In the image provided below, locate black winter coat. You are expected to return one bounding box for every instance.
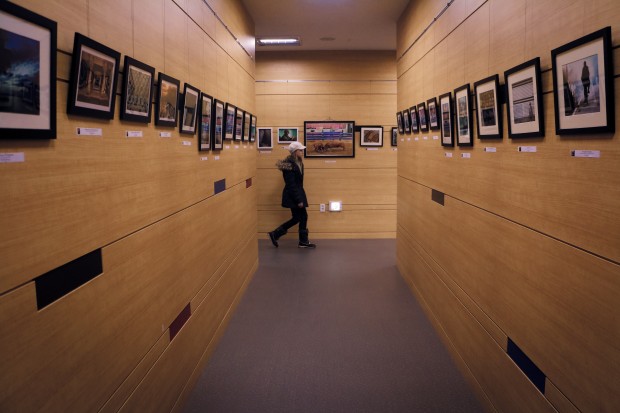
[276,155,308,208]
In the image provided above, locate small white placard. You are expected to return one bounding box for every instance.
[182,140,192,146]
[392,148,398,151]
[461,153,471,158]
[325,160,337,163]
[76,127,102,136]
[414,137,419,141]
[0,152,25,163]
[225,145,230,149]
[432,135,439,140]
[423,136,428,140]
[400,138,405,142]
[484,147,497,152]
[234,145,239,149]
[571,150,600,158]
[259,150,272,154]
[518,146,537,152]
[445,152,453,158]
[214,155,220,160]
[407,138,411,141]
[160,132,172,138]
[126,131,143,138]
[366,148,379,151]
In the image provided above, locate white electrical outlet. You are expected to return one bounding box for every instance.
[320,204,326,212]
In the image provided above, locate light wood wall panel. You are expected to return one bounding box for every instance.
[256,51,397,239]
[0,0,257,412]
[397,1,620,412]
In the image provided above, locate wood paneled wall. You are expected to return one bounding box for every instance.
[256,51,397,239]
[397,1,620,413]
[0,1,257,412]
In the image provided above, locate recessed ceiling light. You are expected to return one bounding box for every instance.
[256,37,301,46]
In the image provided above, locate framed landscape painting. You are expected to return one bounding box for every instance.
[155,73,180,127]
[439,92,454,147]
[454,84,473,146]
[418,102,428,132]
[360,126,383,147]
[427,97,440,131]
[304,121,355,158]
[213,99,224,149]
[474,74,502,139]
[198,93,213,151]
[223,103,235,140]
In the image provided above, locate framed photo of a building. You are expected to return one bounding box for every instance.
[120,56,154,123]
[418,102,429,132]
[249,114,256,142]
[505,58,544,138]
[243,111,251,141]
[180,83,199,134]
[410,105,419,133]
[198,93,213,151]
[396,111,404,134]
[0,2,57,139]
[304,121,355,158]
[278,127,298,144]
[213,99,224,149]
[360,126,383,147]
[258,127,273,149]
[233,107,243,141]
[474,74,502,139]
[439,92,454,147]
[67,33,120,119]
[223,103,235,140]
[403,108,411,133]
[427,97,440,130]
[391,127,397,146]
[551,26,614,135]
[155,73,179,127]
[454,84,473,146]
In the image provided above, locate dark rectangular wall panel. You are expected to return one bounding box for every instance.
[507,338,546,394]
[169,303,192,341]
[214,179,226,194]
[431,189,445,206]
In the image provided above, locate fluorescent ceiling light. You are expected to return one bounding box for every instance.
[257,37,301,46]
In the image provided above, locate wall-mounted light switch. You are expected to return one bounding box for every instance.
[320,204,326,212]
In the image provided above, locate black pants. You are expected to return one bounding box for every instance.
[280,207,308,232]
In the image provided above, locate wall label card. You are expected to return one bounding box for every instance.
[225,145,230,149]
[407,137,411,141]
[182,141,192,146]
[392,148,398,151]
[571,150,600,158]
[234,145,239,149]
[214,155,220,160]
[259,151,272,154]
[76,128,102,136]
[126,131,143,138]
[518,146,537,152]
[461,153,471,158]
[160,132,172,138]
[484,147,497,152]
[366,148,379,151]
[0,152,25,163]
[423,136,428,140]
[445,152,453,158]
[433,136,439,140]
[325,160,337,163]
[414,137,419,141]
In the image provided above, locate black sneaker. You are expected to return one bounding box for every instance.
[298,241,316,249]
[268,232,279,247]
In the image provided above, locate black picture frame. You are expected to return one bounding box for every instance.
[439,92,454,147]
[418,102,429,132]
[410,105,419,133]
[396,111,404,134]
[198,93,213,151]
[278,127,298,143]
[258,127,273,149]
[403,109,411,134]
[120,56,154,123]
[213,99,224,150]
[454,83,473,146]
[223,103,235,140]
[249,114,256,142]
[67,33,120,120]
[504,57,545,139]
[304,121,355,158]
[180,83,200,135]
[155,72,180,127]
[551,26,614,135]
[243,111,251,142]
[391,127,398,147]
[233,107,243,141]
[427,97,440,131]
[360,126,383,147]
[0,2,57,139]
[474,74,502,139]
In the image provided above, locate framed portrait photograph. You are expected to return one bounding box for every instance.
[391,127,397,146]
[474,74,502,139]
[120,56,154,123]
[213,99,224,150]
[223,102,235,140]
[0,2,57,139]
[198,93,213,151]
[155,73,179,127]
[504,58,544,138]
[67,33,119,119]
[551,26,614,135]
[258,127,273,149]
[403,108,411,134]
[243,111,251,141]
[180,83,200,134]
[439,92,454,147]
[454,84,473,146]
[304,121,355,158]
[427,97,440,131]
[249,114,256,142]
[396,111,404,134]
[360,126,383,147]
[418,102,429,132]
[278,127,298,144]
[410,105,419,133]
[233,107,243,141]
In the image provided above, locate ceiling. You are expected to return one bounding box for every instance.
[240,0,410,52]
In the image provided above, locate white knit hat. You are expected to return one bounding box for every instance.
[287,141,306,153]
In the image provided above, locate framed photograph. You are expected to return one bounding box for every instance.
[551,26,614,135]
[474,74,502,139]
[0,2,57,139]
[249,114,256,142]
[439,92,454,147]
[233,107,243,141]
[258,127,273,149]
[223,103,235,140]
[278,127,298,144]
[403,108,411,134]
[396,111,404,134]
[304,121,355,158]
[155,73,179,127]
[198,93,213,151]
[418,102,428,132]
[120,56,154,123]
[504,58,544,138]
[391,127,397,147]
[360,126,383,147]
[454,84,473,146]
[427,97,440,131]
[243,111,251,141]
[180,83,199,134]
[67,33,119,119]
[213,99,224,150]
[410,105,419,133]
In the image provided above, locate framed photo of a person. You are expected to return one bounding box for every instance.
[223,103,235,140]
[0,2,57,139]
[213,99,224,150]
[427,97,440,130]
[233,107,243,141]
[360,126,383,147]
[418,102,429,132]
[198,93,213,151]
[391,127,398,146]
[243,111,251,141]
[304,121,355,158]
[439,92,454,147]
[504,58,544,138]
[67,33,120,119]
[454,84,473,146]
[180,83,199,134]
[551,26,614,135]
[403,108,411,134]
[258,127,273,149]
[278,127,298,143]
[120,56,154,123]
[249,114,256,142]
[155,73,179,127]
[474,74,502,139]
[396,111,404,134]
[410,105,419,133]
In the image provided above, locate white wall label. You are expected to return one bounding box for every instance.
[0,152,25,163]
[225,145,230,149]
[445,152,453,158]
[484,147,497,152]
[461,153,471,158]
[392,148,398,151]
[200,156,208,161]
[159,132,172,138]
[76,127,102,136]
[414,137,419,141]
[366,148,379,151]
[400,138,404,142]
[518,146,537,152]
[214,155,220,160]
[126,131,143,138]
[423,136,428,140]
[432,136,439,140]
[259,150,272,154]
[571,150,600,158]
[325,160,337,163]
[182,140,192,146]
[407,137,411,141]
[234,145,239,149]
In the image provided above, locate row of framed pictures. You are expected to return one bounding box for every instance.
[257,126,396,149]
[396,26,615,147]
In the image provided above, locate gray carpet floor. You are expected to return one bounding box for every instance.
[182,239,483,413]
